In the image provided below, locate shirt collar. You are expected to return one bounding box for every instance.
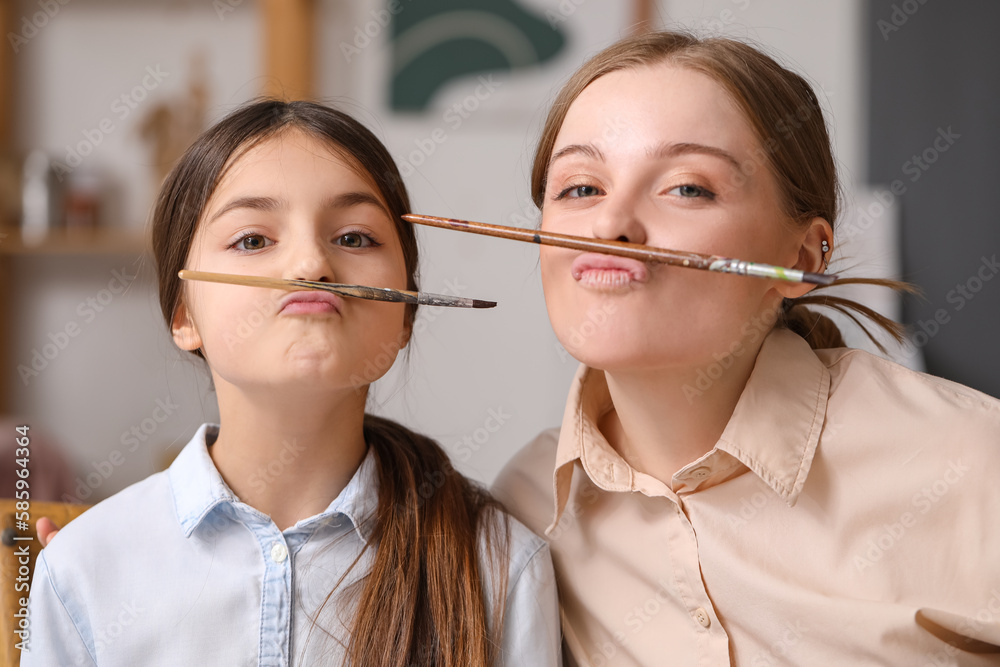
[168,423,379,543]
[548,328,830,531]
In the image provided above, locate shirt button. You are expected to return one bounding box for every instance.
[270,542,288,563]
[690,467,711,480]
[693,607,711,628]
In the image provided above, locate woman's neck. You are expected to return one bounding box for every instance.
[599,343,761,486]
[208,382,369,531]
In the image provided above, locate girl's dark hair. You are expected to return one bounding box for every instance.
[151,99,508,666]
[532,31,913,351]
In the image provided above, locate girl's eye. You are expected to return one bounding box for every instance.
[336,232,379,248]
[555,184,603,200]
[230,233,273,253]
[668,184,716,200]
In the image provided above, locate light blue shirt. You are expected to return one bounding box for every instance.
[23,424,561,666]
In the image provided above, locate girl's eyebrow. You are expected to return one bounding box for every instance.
[208,192,388,226]
[326,191,389,216]
[209,195,278,224]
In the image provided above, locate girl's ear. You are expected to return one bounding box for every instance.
[775,217,834,300]
[401,308,415,350]
[171,300,203,351]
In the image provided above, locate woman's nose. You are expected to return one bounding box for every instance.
[590,194,647,246]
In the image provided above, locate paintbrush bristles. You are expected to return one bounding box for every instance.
[403,213,837,286]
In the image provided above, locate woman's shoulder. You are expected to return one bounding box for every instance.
[494,427,560,492]
[491,428,561,543]
[814,346,1000,495]
[818,345,1000,421]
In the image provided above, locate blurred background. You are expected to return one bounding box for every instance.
[1,0,996,504]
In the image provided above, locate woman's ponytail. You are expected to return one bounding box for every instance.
[779,277,920,352]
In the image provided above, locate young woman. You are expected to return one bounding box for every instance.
[493,31,1000,666]
[25,100,560,666]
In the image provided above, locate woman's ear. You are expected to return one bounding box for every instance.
[775,217,834,300]
[171,300,203,352]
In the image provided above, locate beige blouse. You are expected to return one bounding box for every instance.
[494,328,1000,666]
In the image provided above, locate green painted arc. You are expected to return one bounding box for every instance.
[390,2,566,111]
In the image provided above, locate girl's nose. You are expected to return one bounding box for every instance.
[285,238,334,283]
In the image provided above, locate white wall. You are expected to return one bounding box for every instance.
[7,0,869,499]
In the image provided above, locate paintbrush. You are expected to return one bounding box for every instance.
[179,270,496,308]
[403,214,838,286]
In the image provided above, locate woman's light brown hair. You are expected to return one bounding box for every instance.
[531,31,913,350]
[151,99,508,666]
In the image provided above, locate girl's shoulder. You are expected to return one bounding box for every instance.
[488,503,552,572]
[40,469,175,571]
[39,425,218,580]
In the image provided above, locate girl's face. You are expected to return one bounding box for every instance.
[172,129,409,395]
[540,63,821,373]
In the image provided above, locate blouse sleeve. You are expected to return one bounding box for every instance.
[496,540,562,666]
[20,551,97,667]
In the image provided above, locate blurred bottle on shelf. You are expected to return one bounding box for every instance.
[20,150,62,246]
[63,169,101,235]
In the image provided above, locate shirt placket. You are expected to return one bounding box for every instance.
[664,485,733,666]
[243,512,293,667]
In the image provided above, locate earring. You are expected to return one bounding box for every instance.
[821,239,830,271]
[821,240,830,254]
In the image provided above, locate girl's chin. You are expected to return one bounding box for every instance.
[226,364,364,393]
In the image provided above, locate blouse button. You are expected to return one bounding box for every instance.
[693,607,711,628]
[270,542,288,563]
[690,467,711,480]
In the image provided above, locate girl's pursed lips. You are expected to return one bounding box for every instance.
[279,290,343,315]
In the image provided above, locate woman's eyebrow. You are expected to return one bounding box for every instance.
[549,143,606,167]
[649,141,741,170]
[548,141,742,172]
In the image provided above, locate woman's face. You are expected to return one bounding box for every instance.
[540,63,816,373]
[173,129,410,395]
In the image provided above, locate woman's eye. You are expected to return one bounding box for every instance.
[336,232,376,248]
[668,184,716,200]
[230,233,272,252]
[556,184,602,200]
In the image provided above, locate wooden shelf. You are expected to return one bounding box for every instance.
[0,228,147,256]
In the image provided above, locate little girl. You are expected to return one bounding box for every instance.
[25,100,560,666]
[495,31,1000,666]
